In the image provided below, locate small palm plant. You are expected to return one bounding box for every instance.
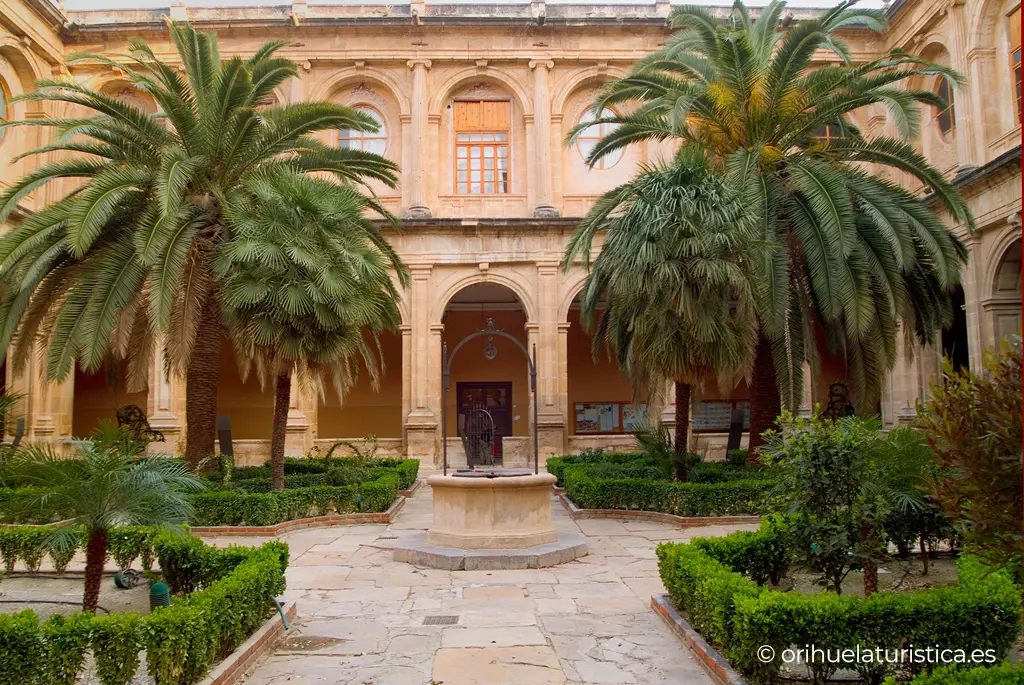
[0,430,203,612]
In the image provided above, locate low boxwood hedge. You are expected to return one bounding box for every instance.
[658,528,1022,685]
[221,458,419,492]
[191,471,401,526]
[0,536,288,685]
[884,664,1024,685]
[562,464,772,516]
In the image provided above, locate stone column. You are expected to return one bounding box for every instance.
[147,343,184,450]
[404,266,439,460]
[959,235,984,372]
[945,0,980,168]
[404,60,432,220]
[530,60,558,218]
[284,372,315,457]
[534,262,565,457]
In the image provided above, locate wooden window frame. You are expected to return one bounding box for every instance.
[453,99,511,195]
[337,104,388,154]
[935,76,955,141]
[576,107,623,169]
[813,121,843,143]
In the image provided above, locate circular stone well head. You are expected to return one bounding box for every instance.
[452,468,534,478]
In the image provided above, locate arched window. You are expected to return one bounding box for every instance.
[576,108,623,169]
[935,77,955,140]
[812,121,843,143]
[1010,7,1021,125]
[337,105,387,155]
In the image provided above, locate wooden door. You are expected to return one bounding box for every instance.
[457,382,513,460]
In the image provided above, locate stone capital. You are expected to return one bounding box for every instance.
[529,59,554,71]
[407,59,432,70]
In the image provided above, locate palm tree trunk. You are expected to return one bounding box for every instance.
[861,521,878,596]
[674,381,691,482]
[270,372,291,491]
[83,529,108,613]
[747,330,781,462]
[185,298,221,470]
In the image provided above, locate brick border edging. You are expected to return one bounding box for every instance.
[191,493,408,537]
[556,492,761,527]
[651,594,749,685]
[398,479,422,497]
[198,600,297,685]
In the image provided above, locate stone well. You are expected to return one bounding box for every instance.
[392,469,587,570]
[428,471,558,549]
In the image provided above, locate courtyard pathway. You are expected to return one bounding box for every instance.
[230,474,757,685]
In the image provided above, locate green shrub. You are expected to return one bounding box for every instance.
[691,516,791,585]
[18,527,48,573]
[91,612,142,685]
[563,465,771,516]
[42,613,92,685]
[108,526,151,570]
[658,529,1023,685]
[0,528,20,572]
[48,532,80,575]
[884,664,1024,685]
[325,465,370,486]
[0,538,288,685]
[726,449,748,467]
[154,532,211,594]
[0,610,44,685]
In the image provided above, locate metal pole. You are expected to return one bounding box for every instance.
[532,344,539,475]
[442,342,448,476]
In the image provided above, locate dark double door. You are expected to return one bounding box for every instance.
[457,382,512,463]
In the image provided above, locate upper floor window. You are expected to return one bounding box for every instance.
[454,100,510,195]
[576,108,623,169]
[935,77,955,140]
[812,121,843,143]
[338,105,387,155]
[1011,7,1021,125]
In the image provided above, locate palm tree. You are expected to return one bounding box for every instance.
[0,430,203,612]
[572,0,973,454]
[0,22,399,467]
[216,169,407,490]
[563,149,758,480]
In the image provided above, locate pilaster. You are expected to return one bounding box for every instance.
[404,59,432,220]
[530,59,558,218]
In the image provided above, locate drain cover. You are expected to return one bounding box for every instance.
[377,534,399,540]
[423,615,459,626]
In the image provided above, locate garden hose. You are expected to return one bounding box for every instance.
[272,598,289,630]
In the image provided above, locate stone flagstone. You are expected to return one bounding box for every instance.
[231,468,758,685]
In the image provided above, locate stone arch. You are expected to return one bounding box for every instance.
[910,41,957,170]
[558,270,590,323]
[551,65,630,117]
[433,271,538,325]
[429,67,531,116]
[968,0,1020,144]
[989,233,1022,300]
[309,69,411,116]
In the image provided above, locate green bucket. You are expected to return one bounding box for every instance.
[149,581,171,610]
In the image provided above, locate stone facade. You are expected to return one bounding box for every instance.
[0,0,1019,465]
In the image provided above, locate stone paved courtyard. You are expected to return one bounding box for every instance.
[225,474,757,685]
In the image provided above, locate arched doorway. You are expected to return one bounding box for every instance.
[941,286,970,372]
[441,283,532,468]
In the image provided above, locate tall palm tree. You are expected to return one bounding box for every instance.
[216,169,407,490]
[0,22,398,467]
[563,149,758,480]
[572,0,972,453]
[0,431,203,612]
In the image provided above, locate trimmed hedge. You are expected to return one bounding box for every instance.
[562,464,772,516]
[658,529,1022,685]
[884,664,1024,685]
[190,471,400,526]
[0,537,288,685]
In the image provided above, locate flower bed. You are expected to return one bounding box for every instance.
[0,535,289,685]
[547,454,772,517]
[657,526,1021,685]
